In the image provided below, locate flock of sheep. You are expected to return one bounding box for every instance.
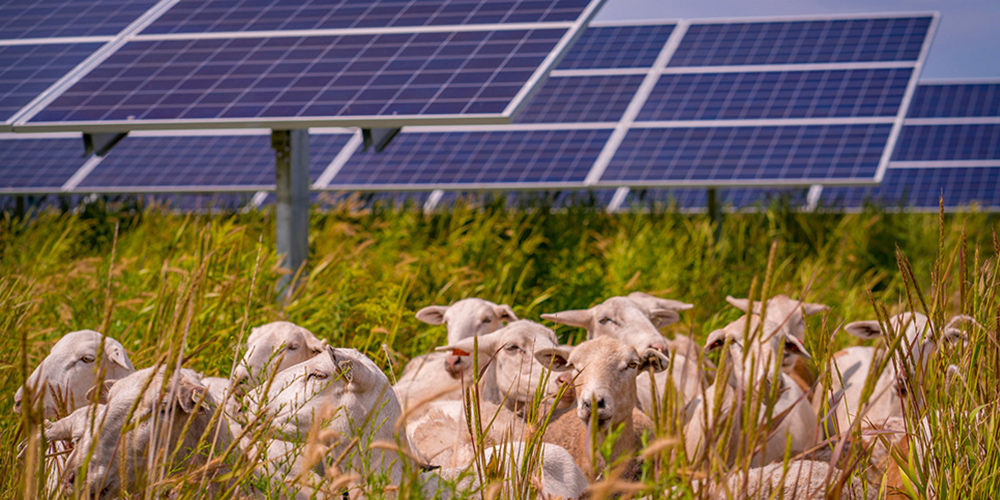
[15,292,977,499]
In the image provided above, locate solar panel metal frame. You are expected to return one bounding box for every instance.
[10,0,608,133]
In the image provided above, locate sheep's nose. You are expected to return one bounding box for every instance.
[647,338,669,356]
[444,355,465,378]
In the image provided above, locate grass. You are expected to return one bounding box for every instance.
[1,197,999,498]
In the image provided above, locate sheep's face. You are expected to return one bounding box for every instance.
[438,320,563,408]
[725,294,828,342]
[232,321,325,387]
[705,316,810,390]
[536,337,668,432]
[542,294,692,356]
[15,330,134,418]
[416,298,517,378]
[63,368,212,499]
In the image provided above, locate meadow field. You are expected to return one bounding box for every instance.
[2,197,998,498]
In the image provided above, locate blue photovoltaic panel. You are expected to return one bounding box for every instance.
[0,43,102,122]
[638,68,911,121]
[514,74,644,123]
[670,16,932,67]
[29,29,566,125]
[436,189,615,208]
[0,0,157,40]
[602,124,892,184]
[822,167,1000,209]
[0,138,88,190]
[556,23,674,70]
[143,0,591,35]
[625,187,810,211]
[79,133,352,189]
[907,83,1000,118]
[893,124,1000,161]
[331,129,612,186]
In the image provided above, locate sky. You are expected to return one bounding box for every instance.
[595,0,1000,80]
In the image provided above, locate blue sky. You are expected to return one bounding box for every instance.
[596,0,1000,80]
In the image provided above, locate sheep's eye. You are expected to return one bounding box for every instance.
[307,372,328,381]
[482,317,492,324]
[626,361,639,370]
[709,339,725,350]
[287,343,300,351]
[505,344,520,353]
[598,317,612,325]
[81,355,96,363]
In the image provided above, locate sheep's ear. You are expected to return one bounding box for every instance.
[436,332,498,357]
[725,296,753,313]
[627,292,694,312]
[534,347,572,372]
[328,347,355,384]
[783,335,812,360]
[175,379,208,414]
[86,380,116,404]
[305,334,326,354]
[493,304,518,323]
[105,342,134,370]
[416,305,448,325]
[648,308,681,329]
[801,302,830,317]
[844,320,882,339]
[704,329,727,353]
[540,310,591,329]
[638,348,670,373]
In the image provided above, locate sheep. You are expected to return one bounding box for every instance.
[710,459,873,499]
[14,330,134,419]
[231,321,326,389]
[542,293,703,416]
[725,294,829,391]
[61,367,231,499]
[534,336,670,481]
[247,346,410,498]
[688,315,817,466]
[394,298,517,413]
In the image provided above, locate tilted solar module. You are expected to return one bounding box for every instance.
[14,0,606,131]
[622,186,812,212]
[0,134,90,193]
[821,81,1000,211]
[0,0,158,40]
[0,43,103,123]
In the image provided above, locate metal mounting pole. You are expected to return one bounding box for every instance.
[272,129,310,295]
[707,188,722,241]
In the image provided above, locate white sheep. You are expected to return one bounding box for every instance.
[231,321,326,389]
[535,336,669,481]
[15,330,134,419]
[61,367,231,499]
[710,459,873,499]
[689,315,817,466]
[542,293,703,417]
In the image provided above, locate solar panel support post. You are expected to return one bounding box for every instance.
[707,188,722,241]
[272,129,310,297]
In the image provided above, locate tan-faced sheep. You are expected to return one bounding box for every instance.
[231,321,326,390]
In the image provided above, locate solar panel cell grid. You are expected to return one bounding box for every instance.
[603,124,892,183]
[907,83,1000,118]
[670,17,932,67]
[0,138,87,189]
[514,74,644,123]
[638,68,911,121]
[823,167,1000,209]
[79,133,351,188]
[29,29,566,124]
[142,0,591,35]
[332,129,612,186]
[893,124,1000,161]
[0,43,102,122]
[0,0,157,40]
[626,187,810,210]
[556,23,674,70]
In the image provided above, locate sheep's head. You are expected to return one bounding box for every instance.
[725,294,828,341]
[63,368,215,499]
[437,320,563,410]
[542,293,692,356]
[536,336,668,432]
[705,315,810,390]
[15,330,134,418]
[232,321,325,389]
[416,298,517,378]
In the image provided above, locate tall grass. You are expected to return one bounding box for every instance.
[1,200,998,498]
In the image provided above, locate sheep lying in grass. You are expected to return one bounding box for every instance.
[689,315,817,466]
[725,294,828,391]
[395,298,517,413]
[542,293,703,415]
[62,367,231,499]
[14,330,134,418]
[535,336,669,481]
[710,459,872,499]
[231,321,326,390]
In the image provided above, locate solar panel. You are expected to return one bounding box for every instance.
[513,74,644,123]
[906,82,1000,118]
[893,124,1000,162]
[0,135,89,192]
[0,0,157,40]
[77,131,353,192]
[0,43,103,122]
[556,22,675,69]
[16,0,605,131]
[821,166,1000,211]
[623,187,811,211]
